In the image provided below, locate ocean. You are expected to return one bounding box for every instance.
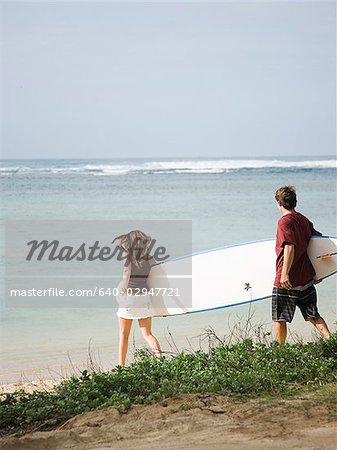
[0,156,336,384]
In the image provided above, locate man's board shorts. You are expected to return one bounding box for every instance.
[272,281,321,323]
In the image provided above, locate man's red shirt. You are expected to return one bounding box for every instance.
[274,211,322,287]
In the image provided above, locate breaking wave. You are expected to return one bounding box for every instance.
[1,159,336,176]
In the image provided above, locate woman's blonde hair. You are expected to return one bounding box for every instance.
[112,230,152,269]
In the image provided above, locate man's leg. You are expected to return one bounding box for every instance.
[272,286,295,344]
[298,285,330,340]
[307,316,330,340]
[274,320,287,344]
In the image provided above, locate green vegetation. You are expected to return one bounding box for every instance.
[1,332,337,433]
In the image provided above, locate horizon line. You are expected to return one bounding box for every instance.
[1,154,336,161]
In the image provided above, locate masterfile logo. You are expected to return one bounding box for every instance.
[4,219,192,308]
[25,239,170,262]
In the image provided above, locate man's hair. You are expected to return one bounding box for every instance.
[275,186,297,210]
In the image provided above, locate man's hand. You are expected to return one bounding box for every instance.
[280,273,292,290]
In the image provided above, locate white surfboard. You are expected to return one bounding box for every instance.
[147,236,337,317]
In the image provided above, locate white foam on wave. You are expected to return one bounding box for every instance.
[142,159,337,171]
[0,166,27,173]
[83,164,138,175]
[0,159,336,175]
[54,158,337,175]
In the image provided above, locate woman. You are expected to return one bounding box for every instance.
[112,230,161,366]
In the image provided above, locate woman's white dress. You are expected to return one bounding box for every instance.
[116,281,153,319]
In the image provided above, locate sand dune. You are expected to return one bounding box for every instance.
[1,388,336,450]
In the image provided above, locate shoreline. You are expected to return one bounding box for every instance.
[2,310,336,387]
[0,379,59,396]
[1,320,336,389]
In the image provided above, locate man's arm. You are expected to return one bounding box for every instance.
[280,244,295,289]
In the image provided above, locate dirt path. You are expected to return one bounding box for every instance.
[1,389,336,450]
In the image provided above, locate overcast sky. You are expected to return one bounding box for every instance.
[1,2,335,159]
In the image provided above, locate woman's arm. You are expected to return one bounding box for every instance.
[280,244,295,289]
[121,264,131,294]
[121,254,131,293]
[149,255,157,267]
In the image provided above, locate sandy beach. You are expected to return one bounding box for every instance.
[0,379,58,396]
[1,386,336,450]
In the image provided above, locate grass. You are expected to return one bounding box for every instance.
[1,331,337,435]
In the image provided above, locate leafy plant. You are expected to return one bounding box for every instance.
[1,332,337,433]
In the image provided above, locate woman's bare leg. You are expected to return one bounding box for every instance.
[118,317,133,366]
[138,317,161,357]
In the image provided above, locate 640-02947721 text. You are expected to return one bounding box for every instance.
[9,287,181,297]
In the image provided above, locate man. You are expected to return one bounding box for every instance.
[272,186,330,344]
